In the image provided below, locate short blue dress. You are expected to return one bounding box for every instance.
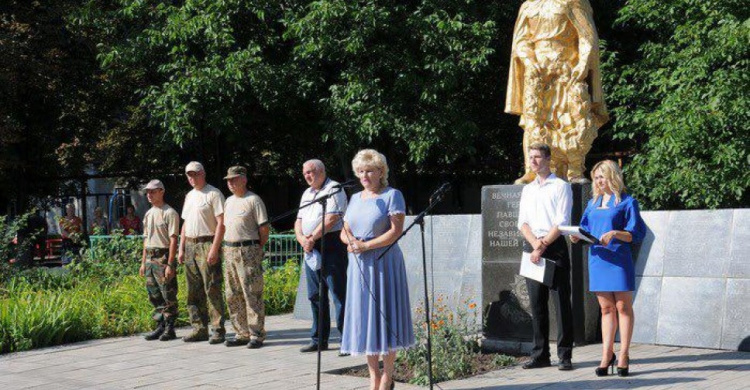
[580,193,646,292]
[340,187,415,356]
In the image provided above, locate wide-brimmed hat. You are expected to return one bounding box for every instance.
[223,166,247,180]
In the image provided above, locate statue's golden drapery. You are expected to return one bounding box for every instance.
[505,0,609,183]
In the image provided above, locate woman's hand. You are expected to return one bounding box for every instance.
[600,231,618,245]
[347,239,369,254]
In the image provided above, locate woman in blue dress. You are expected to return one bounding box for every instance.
[339,149,414,390]
[572,160,645,377]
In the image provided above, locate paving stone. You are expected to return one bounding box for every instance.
[1,314,748,389]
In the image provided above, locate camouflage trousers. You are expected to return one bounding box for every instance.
[223,244,265,341]
[184,240,226,334]
[145,248,178,321]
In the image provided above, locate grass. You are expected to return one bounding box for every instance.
[0,234,301,355]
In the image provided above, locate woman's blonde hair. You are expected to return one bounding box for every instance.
[591,160,626,205]
[352,149,389,188]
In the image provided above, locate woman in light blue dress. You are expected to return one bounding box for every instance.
[572,160,645,377]
[340,149,414,390]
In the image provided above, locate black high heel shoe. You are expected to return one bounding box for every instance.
[617,355,630,377]
[595,353,616,376]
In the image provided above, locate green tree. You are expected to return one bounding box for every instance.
[286,0,522,171]
[0,1,101,205]
[603,0,749,209]
[72,0,324,178]
[73,0,527,180]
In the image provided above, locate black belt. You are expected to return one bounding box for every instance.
[223,240,260,247]
[185,236,214,244]
[145,247,168,254]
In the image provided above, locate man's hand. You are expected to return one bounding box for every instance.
[530,248,544,264]
[177,250,185,264]
[207,249,220,265]
[139,263,146,277]
[302,235,315,253]
[165,265,175,281]
[532,238,546,251]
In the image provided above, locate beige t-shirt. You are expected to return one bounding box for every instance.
[143,204,180,249]
[224,192,268,241]
[181,184,225,237]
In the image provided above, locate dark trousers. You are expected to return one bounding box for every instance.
[305,231,348,344]
[526,236,574,361]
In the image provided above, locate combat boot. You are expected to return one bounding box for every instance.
[144,320,165,341]
[182,329,209,342]
[159,318,176,341]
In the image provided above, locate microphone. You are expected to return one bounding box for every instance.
[429,182,451,204]
[333,178,359,188]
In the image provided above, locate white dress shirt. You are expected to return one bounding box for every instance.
[517,173,572,238]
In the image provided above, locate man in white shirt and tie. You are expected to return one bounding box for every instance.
[517,143,574,370]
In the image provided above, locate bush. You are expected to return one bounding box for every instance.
[264,258,301,315]
[0,237,301,354]
[397,296,515,385]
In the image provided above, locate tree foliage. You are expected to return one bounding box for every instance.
[603,0,749,209]
[1,1,748,210]
[71,0,524,178]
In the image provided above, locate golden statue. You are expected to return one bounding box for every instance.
[505,0,609,184]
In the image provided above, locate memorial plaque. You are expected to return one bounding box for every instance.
[482,186,525,263]
[481,185,530,342]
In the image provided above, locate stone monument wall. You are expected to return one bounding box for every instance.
[292,208,750,352]
[631,209,750,351]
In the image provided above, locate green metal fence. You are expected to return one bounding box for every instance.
[88,234,302,268]
[264,234,303,268]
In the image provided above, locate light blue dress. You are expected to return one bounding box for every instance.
[580,193,646,292]
[340,187,415,356]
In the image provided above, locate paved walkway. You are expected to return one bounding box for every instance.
[1,314,748,389]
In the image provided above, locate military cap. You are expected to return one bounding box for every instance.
[223,166,247,180]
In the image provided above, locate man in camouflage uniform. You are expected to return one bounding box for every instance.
[222,166,270,349]
[140,179,180,341]
[178,161,227,344]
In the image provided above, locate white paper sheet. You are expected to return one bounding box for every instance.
[520,252,549,284]
[558,225,598,244]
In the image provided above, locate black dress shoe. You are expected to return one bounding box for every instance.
[522,359,552,369]
[300,342,328,353]
[247,339,263,349]
[225,338,250,347]
[558,358,573,371]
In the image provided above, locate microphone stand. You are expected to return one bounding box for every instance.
[376,183,450,390]
[262,182,352,390]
